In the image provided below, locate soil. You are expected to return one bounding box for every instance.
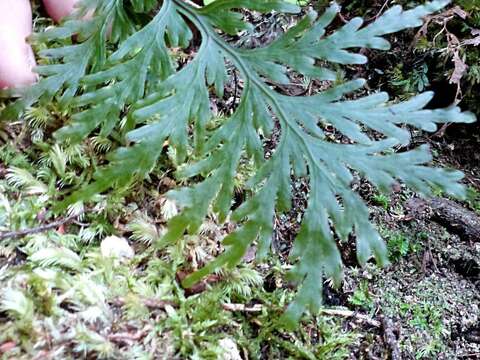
[271,148,480,358]
[253,3,480,358]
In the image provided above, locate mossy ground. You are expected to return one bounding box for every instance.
[1,134,479,359]
[1,1,480,359]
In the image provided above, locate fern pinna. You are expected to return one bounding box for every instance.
[1,0,475,325]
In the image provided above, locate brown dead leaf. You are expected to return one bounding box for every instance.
[452,6,468,20]
[0,341,16,354]
[450,52,467,85]
[56,224,65,235]
[242,246,256,263]
[176,270,221,296]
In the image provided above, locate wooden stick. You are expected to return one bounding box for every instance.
[222,303,263,312]
[222,303,381,328]
[319,308,381,327]
[381,316,401,360]
[0,213,80,241]
[111,297,177,310]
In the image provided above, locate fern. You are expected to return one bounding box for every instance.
[6,167,48,195]
[29,247,83,270]
[1,288,35,321]
[1,0,476,325]
[128,214,160,244]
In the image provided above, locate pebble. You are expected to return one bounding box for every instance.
[100,235,134,259]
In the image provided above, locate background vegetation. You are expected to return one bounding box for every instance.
[0,0,479,359]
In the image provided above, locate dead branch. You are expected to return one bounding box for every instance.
[0,213,81,241]
[111,297,177,310]
[319,308,381,328]
[381,316,401,360]
[108,330,146,345]
[222,303,263,312]
[407,197,480,242]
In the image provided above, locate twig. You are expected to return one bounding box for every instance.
[223,303,382,326]
[228,70,239,114]
[365,0,390,22]
[72,219,90,227]
[223,303,263,312]
[0,213,80,241]
[458,353,480,358]
[108,330,146,345]
[319,308,381,328]
[111,297,177,310]
[183,0,201,9]
[376,0,390,19]
[381,316,401,360]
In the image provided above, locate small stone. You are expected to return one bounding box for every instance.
[100,235,134,259]
[218,338,242,360]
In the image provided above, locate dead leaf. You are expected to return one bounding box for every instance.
[242,246,256,263]
[0,341,16,353]
[56,223,65,235]
[463,29,480,46]
[176,270,221,296]
[450,52,467,85]
[452,6,468,20]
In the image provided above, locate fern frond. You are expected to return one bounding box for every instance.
[91,136,113,153]
[160,198,179,221]
[1,288,35,320]
[29,247,82,270]
[3,0,477,324]
[72,323,114,358]
[49,144,67,177]
[78,225,105,243]
[6,167,48,195]
[220,267,263,298]
[24,106,52,129]
[128,215,160,244]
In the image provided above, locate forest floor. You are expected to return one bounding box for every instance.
[0,1,479,359]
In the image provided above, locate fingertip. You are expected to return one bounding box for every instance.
[42,0,78,23]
